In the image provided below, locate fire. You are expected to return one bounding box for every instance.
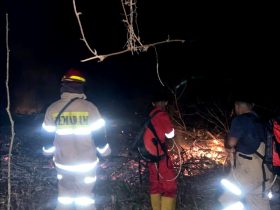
[213,139,219,144]
[170,132,228,176]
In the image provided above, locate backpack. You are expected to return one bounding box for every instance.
[132,110,167,163]
[263,118,280,175]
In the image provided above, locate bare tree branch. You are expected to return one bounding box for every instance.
[207,108,228,132]
[206,131,219,141]
[176,83,187,101]
[153,47,165,87]
[172,117,184,129]
[121,0,143,52]
[174,93,187,131]
[196,101,230,133]
[6,13,15,210]
[197,112,225,131]
[73,0,184,62]
[81,39,185,62]
[213,103,230,130]
[73,0,98,55]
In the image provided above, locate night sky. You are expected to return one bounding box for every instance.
[0,1,279,119]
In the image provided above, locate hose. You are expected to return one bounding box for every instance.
[155,138,182,181]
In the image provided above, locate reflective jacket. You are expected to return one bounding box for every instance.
[42,92,105,170]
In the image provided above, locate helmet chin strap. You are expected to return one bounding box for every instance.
[60,82,84,94]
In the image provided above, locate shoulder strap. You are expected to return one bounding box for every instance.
[131,110,162,151]
[147,110,165,138]
[148,121,160,141]
[55,97,80,125]
[150,110,162,119]
[147,111,169,171]
[147,111,167,151]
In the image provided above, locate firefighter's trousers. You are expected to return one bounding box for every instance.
[148,157,177,197]
[219,143,273,210]
[55,169,96,210]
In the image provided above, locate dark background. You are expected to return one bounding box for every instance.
[0,0,279,121]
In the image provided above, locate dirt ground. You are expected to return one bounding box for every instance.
[0,114,279,210]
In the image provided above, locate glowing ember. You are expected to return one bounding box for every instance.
[171,129,228,176]
[213,139,219,144]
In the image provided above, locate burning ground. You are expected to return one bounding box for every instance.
[0,113,279,210]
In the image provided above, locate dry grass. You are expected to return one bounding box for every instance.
[0,118,229,210]
[1,113,279,210]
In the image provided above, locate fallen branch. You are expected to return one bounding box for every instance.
[206,131,219,141]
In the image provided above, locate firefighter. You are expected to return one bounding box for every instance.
[145,95,177,210]
[219,99,273,210]
[42,68,111,210]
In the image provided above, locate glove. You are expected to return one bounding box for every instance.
[97,143,111,157]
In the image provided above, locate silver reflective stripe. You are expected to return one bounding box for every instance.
[268,190,273,199]
[42,146,55,154]
[54,159,99,173]
[58,197,73,205]
[165,128,175,138]
[222,201,244,210]
[96,143,110,154]
[90,119,105,131]
[84,176,97,184]
[57,174,63,180]
[58,196,95,206]
[220,179,242,196]
[75,197,95,206]
[42,123,56,132]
